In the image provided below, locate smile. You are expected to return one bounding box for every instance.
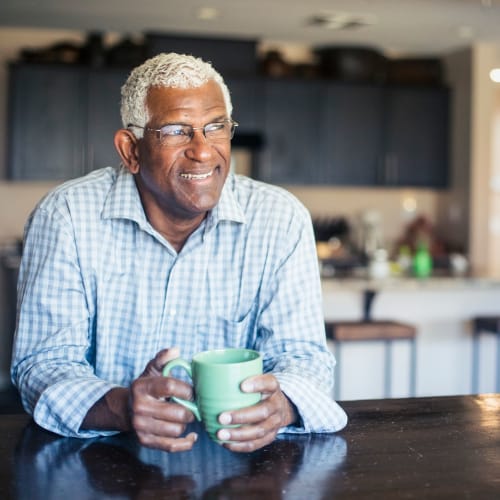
[180,170,214,180]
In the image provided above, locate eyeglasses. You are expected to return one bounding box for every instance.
[128,119,238,147]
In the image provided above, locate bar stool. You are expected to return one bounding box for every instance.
[471,316,500,393]
[325,290,417,399]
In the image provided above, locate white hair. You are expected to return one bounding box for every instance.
[120,52,233,138]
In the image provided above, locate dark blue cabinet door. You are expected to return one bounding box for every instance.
[7,64,86,180]
[259,79,324,185]
[322,83,385,185]
[226,78,263,133]
[87,68,127,172]
[383,86,449,187]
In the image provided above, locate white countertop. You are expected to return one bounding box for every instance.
[321,274,500,292]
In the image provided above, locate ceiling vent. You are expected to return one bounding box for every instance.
[307,12,378,31]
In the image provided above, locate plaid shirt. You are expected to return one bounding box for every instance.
[11,166,347,437]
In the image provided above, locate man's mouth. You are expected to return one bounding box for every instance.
[180,170,214,181]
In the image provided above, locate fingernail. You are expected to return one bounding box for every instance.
[218,429,231,441]
[219,412,232,425]
[241,381,254,392]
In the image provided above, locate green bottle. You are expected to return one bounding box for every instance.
[413,243,433,278]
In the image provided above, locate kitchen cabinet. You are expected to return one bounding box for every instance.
[323,84,450,188]
[382,86,449,187]
[258,80,449,188]
[259,79,324,184]
[86,68,127,171]
[321,83,385,185]
[222,78,263,133]
[6,65,262,181]
[7,64,86,180]
[6,63,449,187]
[7,64,127,180]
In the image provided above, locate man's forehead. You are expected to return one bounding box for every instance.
[145,82,227,120]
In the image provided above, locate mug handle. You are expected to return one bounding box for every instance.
[162,358,202,421]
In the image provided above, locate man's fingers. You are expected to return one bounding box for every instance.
[240,373,279,394]
[131,376,194,408]
[142,347,180,376]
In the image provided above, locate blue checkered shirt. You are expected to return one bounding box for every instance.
[11,166,347,438]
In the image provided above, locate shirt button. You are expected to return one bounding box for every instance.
[169,309,177,317]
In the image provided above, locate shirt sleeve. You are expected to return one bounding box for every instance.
[257,201,348,434]
[11,203,119,438]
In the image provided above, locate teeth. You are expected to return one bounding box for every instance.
[180,171,213,180]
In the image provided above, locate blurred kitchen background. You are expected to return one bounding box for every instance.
[1,0,500,400]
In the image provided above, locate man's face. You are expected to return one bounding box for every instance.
[134,80,231,222]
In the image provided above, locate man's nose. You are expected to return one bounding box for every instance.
[185,129,212,160]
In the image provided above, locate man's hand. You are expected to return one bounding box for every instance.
[130,347,198,452]
[214,374,298,453]
[82,347,198,453]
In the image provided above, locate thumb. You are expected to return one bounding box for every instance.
[142,347,180,377]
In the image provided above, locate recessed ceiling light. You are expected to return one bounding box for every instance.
[196,7,219,21]
[489,68,500,82]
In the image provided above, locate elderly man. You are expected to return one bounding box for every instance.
[11,53,347,453]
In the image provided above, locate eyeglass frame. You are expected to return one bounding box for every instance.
[127,118,239,146]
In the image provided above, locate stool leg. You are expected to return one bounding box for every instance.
[472,332,480,394]
[334,342,342,400]
[409,337,417,397]
[384,340,392,398]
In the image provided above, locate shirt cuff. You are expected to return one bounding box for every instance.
[33,377,122,438]
[273,371,348,434]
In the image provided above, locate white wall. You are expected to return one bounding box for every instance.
[440,48,472,254]
[284,185,440,251]
[469,44,500,277]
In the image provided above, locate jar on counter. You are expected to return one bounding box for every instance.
[369,248,390,279]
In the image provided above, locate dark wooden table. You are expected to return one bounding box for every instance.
[0,395,499,499]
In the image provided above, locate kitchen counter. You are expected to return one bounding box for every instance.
[322,273,500,292]
[322,274,500,401]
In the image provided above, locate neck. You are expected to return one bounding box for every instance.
[158,216,206,252]
[133,178,209,252]
[144,203,206,252]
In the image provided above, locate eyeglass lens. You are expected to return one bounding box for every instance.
[158,121,235,146]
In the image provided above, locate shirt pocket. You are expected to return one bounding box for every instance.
[195,302,257,352]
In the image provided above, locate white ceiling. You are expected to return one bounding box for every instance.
[1,0,500,56]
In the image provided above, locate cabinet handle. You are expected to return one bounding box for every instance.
[385,153,398,185]
[384,154,393,184]
[377,155,385,184]
[393,155,399,185]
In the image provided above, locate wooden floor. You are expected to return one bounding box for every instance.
[0,385,24,414]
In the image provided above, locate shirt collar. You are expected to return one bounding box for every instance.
[102,168,247,231]
[102,166,149,227]
[206,174,246,232]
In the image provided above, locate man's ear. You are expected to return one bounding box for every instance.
[114,129,140,174]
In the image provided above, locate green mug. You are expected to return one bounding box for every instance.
[162,348,262,442]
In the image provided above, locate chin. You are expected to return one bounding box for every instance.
[188,193,221,215]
